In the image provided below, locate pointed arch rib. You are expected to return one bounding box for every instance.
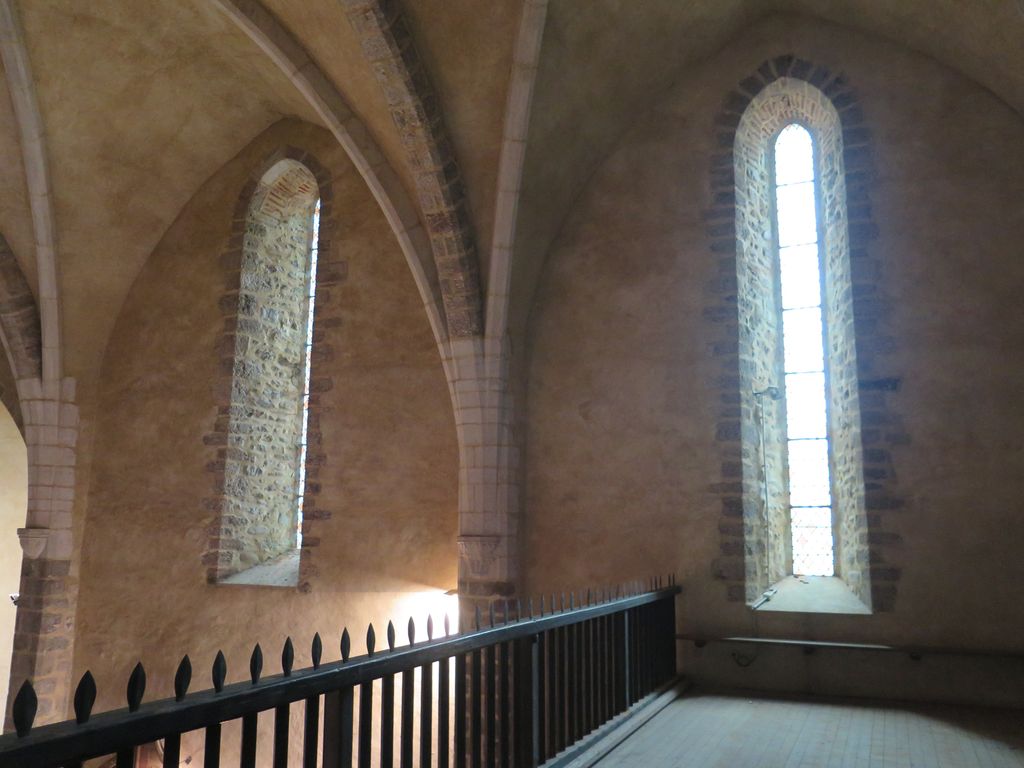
[486,0,548,343]
[210,0,448,346]
[0,0,59,382]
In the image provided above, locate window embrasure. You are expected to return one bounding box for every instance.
[216,159,321,587]
[734,79,871,612]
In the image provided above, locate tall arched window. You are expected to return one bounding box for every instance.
[774,123,834,577]
[215,159,322,586]
[734,79,871,612]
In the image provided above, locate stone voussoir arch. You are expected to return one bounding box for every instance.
[341,0,484,339]
[703,55,906,612]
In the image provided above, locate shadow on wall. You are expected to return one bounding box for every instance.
[0,403,26,710]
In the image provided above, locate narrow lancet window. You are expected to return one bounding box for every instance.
[774,124,834,576]
[212,159,321,585]
[733,75,870,609]
[295,199,321,548]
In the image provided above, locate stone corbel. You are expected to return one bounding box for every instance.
[17,527,48,559]
[457,534,502,579]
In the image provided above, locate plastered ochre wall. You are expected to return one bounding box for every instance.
[72,120,458,732]
[523,16,1024,696]
[0,406,26,711]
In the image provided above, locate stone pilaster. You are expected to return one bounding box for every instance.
[6,375,78,728]
[445,336,520,626]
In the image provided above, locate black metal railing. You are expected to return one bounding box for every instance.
[0,577,679,768]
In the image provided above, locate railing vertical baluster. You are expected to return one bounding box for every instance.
[548,627,561,758]
[358,682,374,768]
[602,614,610,720]
[512,636,537,768]
[400,667,414,768]
[323,686,354,768]
[484,643,495,768]
[303,695,320,768]
[470,648,482,768]
[582,619,592,734]
[644,604,653,693]
[498,642,510,768]
[421,660,434,768]
[565,621,575,744]
[621,609,632,709]
[203,723,221,768]
[559,624,568,753]
[273,703,289,768]
[455,654,467,768]
[162,734,180,768]
[667,590,677,680]
[115,748,135,768]
[577,618,585,741]
[240,712,258,768]
[595,615,604,726]
[382,674,395,768]
[439,657,450,768]
[599,616,607,725]
[535,632,546,760]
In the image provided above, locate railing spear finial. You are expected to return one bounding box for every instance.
[427,615,434,641]
[126,662,146,713]
[341,627,351,662]
[387,621,397,651]
[312,632,323,669]
[488,602,495,628]
[174,657,191,702]
[212,651,227,693]
[250,644,263,685]
[408,617,416,645]
[366,624,376,656]
[282,637,295,677]
[474,606,481,631]
[12,679,36,737]
[444,614,451,637]
[74,671,97,724]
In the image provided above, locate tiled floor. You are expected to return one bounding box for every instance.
[597,691,1024,767]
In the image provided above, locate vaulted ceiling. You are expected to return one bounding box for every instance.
[0,0,1020,400]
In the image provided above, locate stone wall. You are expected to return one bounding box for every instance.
[71,120,458,750]
[523,15,1024,677]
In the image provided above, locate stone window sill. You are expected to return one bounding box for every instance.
[219,550,300,588]
[753,575,871,615]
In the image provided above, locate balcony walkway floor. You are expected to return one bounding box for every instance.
[593,689,1024,767]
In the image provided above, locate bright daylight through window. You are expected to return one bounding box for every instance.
[774,124,834,577]
[295,199,321,549]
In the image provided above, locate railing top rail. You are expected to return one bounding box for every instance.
[0,583,680,765]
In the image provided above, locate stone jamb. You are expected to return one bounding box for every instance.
[202,146,343,592]
[705,56,905,611]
